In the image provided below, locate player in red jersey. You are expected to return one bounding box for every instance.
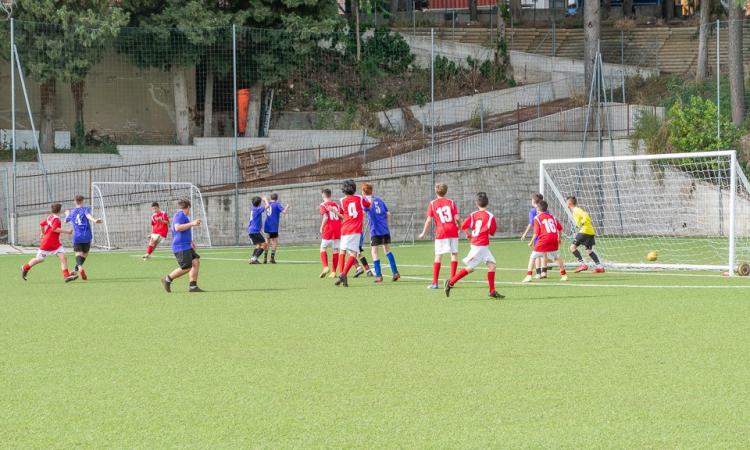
[20,203,79,283]
[319,188,342,278]
[143,202,170,259]
[327,179,371,287]
[523,200,568,283]
[418,183,460,289]
[444,192,504,299]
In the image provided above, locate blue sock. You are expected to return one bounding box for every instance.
[386,252,398,274]
[374,260,382,278]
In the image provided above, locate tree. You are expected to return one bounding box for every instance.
[509,0,521,24]
[583,0,600,99]
[602,0,611,19]
[622,0,634,17]
[469,0,478,22]
[727,1,745,126]
[13,0,128,152]
[695,0,711,82]
[495,0,513,81]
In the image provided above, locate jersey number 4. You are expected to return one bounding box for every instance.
[347,202,358,219]
[435,206,453,224]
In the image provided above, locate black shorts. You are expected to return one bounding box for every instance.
[371,234,392,246]
[249,233,266,245]
[175,249,200,270]
[73,242,91,253]
[573,233,596,250]
[266,232,279,239]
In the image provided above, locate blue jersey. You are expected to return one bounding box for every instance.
[66,206,93,244]
[528,207,538,225]
[247,206,265,234]
[263,201,285,233]
[365,196,390,237]
[171,211,193,252]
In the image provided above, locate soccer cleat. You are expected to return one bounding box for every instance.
[64,273,79,283]
[320,267,330,278]
[540,272,548,279]
[444,279,452,298]
[427,283,439,289]
[327,272,338,279]
[161,277,172,293]
[392,273,400,282]
[270,257,276,264]
[353,267,365,278]
[488,291,505,299]
[366,269,374,277]
[534,274,541,279]
[574,264,589,273]
[142,254,150,260]
[334,275,348,287]
[374,276,384,283]
[522,275,533,283]
[593,267,606,273]
[189,286,205,293]
[560,275,568,281]
[79,268,87,281]
[249,259,260,265]
[20,267,28,281]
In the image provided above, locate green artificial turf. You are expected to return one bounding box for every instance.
[2,240,750,448]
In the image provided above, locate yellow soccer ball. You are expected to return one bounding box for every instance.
[646,251,658,262]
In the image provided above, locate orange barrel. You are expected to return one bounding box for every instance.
[237,88,251,134]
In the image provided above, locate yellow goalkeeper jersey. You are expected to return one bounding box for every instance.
[572,206,596,235]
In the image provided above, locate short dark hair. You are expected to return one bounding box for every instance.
[342,179,356,196]
[476,192,489,208]
[251,196,262,207]
[177,198,191,209]
[538,200,548,212]
[566,196,578,206]
[151,202,160,208]
[321,188,331,198]
[270,193,278,201]
[74,195,84,204]
[51,203,62,214]
[532,192,543,204]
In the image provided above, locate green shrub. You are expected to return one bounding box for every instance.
[360,27,414,78]
[434,55,458,80]
[668,96,740,153]
[630,109,669,154]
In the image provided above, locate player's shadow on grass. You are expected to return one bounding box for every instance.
[88,276,158,283]
[206,287,299,294]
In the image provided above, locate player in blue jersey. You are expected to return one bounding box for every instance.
[161,198,203,293]
[361,183,400,283]
[262,193,289,264]
[64,195,102,280]
[248,196,268,264]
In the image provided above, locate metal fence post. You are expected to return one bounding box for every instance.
[232,24,240,246]
[716,19,721,143]
[412,0,416,36]
[9,18,16,245]
[430,28,436,215]
[620,29,625,103]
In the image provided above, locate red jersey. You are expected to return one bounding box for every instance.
[461,210,497,247]
[426,197,459,239]
[151,211,170,237]
[533,211,563,252]
[319,201,342,240]
[340,195,371,235]
[39,214,62,251]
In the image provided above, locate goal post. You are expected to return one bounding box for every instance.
[539,150,750,274]
[91,182,211,250]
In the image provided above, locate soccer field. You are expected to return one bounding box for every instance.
[3,240,750,447]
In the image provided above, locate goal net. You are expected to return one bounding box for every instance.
[91,182,211,250]
[540,151,750,273]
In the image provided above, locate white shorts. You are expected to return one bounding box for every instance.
[320,239,341,251]
[150,234,165,244]
[36,246,64,260]
[463,245,496,269]
[340,234,361,253]
[434,238,459,255]
[531,250,559,260]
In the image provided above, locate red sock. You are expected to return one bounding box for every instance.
[63,269,70,278]
[488,271,496,293]
[449,268,469,286]
[343,256,357,275]
[23,263,31,272]
[560,269,567,275]
[320,251,328,268]
[450,261,458,277]
[332,253,339,271]
[146,245,154,255]
[527,270,533,275]
[432,262,441,284]
[338,253,345,273]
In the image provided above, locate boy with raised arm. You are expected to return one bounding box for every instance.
[21,203,79,283]
[161,199,203,293]
[64,194,103,280]
[262,193,289,264]
[418,183,460,289]
[248,196,268,264]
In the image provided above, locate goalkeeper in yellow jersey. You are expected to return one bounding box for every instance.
[566,196,605,273]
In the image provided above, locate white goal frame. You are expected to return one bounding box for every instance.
[91,181,212,250]
[540,150,748,274]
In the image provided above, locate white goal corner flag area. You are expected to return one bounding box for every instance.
[540,150,750,275]
[91,182,211,250]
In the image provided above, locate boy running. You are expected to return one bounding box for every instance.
[319,188,342,278]
[143,202,169,259]
[262,193,289,264]
[566,196,605,273]
[444,192,504,299]
[248,196,268,264]
[161,199,203,293]
[21,203,79,283]
[329,179,371,287]
[64,195,103,280]
[418,183,460,289]
[522,200,568,283]
[361,183,400,283]
[521,192,545,279]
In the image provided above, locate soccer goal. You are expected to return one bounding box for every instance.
[540,150,750,274]
[91,182,212,250]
